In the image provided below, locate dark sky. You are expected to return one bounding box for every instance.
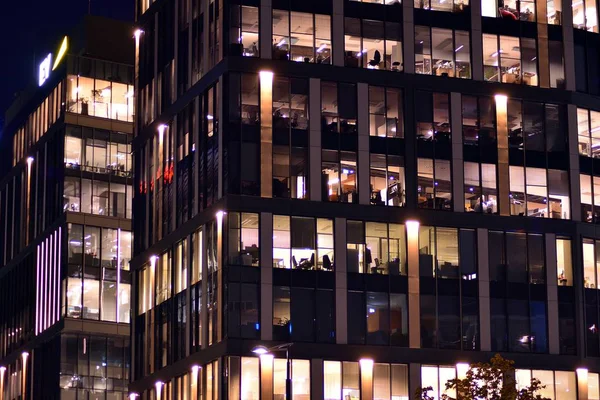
[0,0,134,144]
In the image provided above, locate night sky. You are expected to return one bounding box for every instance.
[0,0,134,157]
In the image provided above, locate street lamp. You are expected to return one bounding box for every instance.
[252,343,293,400]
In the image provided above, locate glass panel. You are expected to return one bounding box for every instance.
[324,361,342,400]
[240,357,259,400]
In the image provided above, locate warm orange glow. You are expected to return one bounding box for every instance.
[260,70,274,198]
[0,366,6,400]
[155,381,164,400]
[360,358,374,400]
[494,94,508,104]
[21,352,29,399]
[456,363,470,379]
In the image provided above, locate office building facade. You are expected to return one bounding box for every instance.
[0,16,134,400]
[131,0,600,398]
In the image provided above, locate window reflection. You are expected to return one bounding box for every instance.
[64,126,132,177]
[573,0,598,31]
[416,0,469,11]
[227,212,260,266]
[273,215,335,270]
[370,154,406,207]
[273,11,331,64]
[415,27,471,78]
[65,224,131,323]
[344,19,403,71]
[483,34,538,86]
[67,75,134,122]
[230,6,259,56]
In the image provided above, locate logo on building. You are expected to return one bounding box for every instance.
[38,54,52,87]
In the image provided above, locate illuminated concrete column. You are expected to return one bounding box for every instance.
[567,104,582,221]
[450,93,464,212]
[260,354,274,400]
[191,365,201,400]
[155,381,164,400]
[402,0,415,74]
[260,212,274,341]
[545,233,560,354]
[495,95,510,216]
[149,255,158,373]
[216,211,225,342]
[0,366,5,400]
[259,0,273,59]
[21,352,28,400]
[26,157,33,244]
[477,228,491,351]
[357,83,370,205]
[332,0,344,66]
[360,359,374,400]
[470,0,483,80]
[561,0,576,91]
[577,368,589,400]
[157,125,167,240]
[309,78,322,201]
[260,71,274,198]
[134,29,142,89]
[335,218,348,344]
[406,220,420,348]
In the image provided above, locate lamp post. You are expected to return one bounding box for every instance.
[252,343,293,400]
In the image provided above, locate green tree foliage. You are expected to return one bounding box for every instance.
[415,354,551,400]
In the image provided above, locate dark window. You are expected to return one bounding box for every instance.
[348,291,366,344]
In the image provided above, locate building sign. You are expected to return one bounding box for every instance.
[52,36,68,71]
[38,36,68,87]
[38,54,52,87]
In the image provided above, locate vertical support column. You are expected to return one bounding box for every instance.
[406,221,420,348]
[577,368,589,400]
[470,0,483,81]
[260,0,273,59]
[567,104,582,221]
[359,359,374,400]
[451,92,464,212]
[312,359,324,399]
[217,77,224,199]
[561,0,576,91]
[357,83,370,205]
[402,0,415,74]
[309,78,322,202]
[201,224,209,349]
[495,95,510,216]
[21,352,28,400]
[477,228,491,351]
[536,0,550,88]
[260,71,274,198]
[409,364,421,400]
[261,212,274,341]
[260,355,275,400]
[202,0,210,74]
[335,218,348,344]
[0,366,5,400]
[194,97,201,215]
[216,211,224,342]
[185,235,192,357]
[191,365,200,400]
[332,0,344,66]
[546,233,560,355]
